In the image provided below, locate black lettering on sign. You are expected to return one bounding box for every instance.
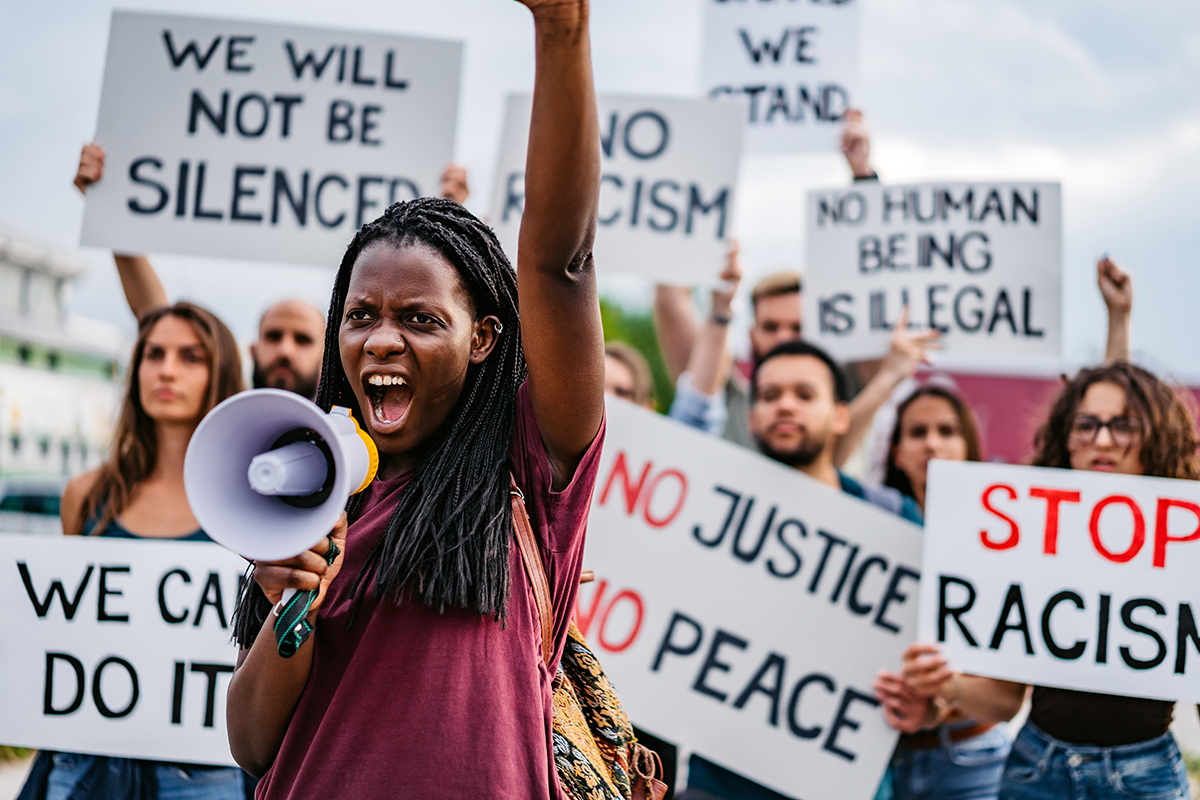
[989,584,1034,655]
[937,574,978,645]
[92,656,139,719]
[162,31,221,70]
[128,159,169,215]
[874,565,919,635]
[1120,598,1167,670]
[285,42,336,79]
[1176,603,1200,675]
[692,629,749,702]
[193,572,227,629]
[1040,590,1086,660]
[159,568,191,624]
[822,688,879,762]
[97,566,130,623]
[44,652,85,715]
[786,672,835,739]
[731,652,787,727]
[651,611,704,672]
[19,563,93,619]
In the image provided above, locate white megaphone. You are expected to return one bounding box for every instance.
[184,389,379,563]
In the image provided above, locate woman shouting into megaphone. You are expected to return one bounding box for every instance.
[226,3,606,799]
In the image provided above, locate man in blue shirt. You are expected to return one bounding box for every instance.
[683,338,920,800]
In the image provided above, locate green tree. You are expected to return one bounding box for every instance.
[599,297,674,412]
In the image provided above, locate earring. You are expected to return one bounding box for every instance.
[495,321,504,334]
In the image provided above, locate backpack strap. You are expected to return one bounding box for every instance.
[511,476,553,667]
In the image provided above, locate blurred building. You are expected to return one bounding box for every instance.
[0,228,124,478]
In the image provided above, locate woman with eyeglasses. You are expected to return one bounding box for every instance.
[900,360,1198,800]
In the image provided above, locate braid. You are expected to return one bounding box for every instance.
[232,198,523,646]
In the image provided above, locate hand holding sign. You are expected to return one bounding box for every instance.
[75,143,105,193]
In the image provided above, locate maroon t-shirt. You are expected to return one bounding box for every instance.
[256,383,605,800]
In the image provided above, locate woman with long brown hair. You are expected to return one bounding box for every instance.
[899,361,1198,800]
[874,384,1019,800]
[20,301,247,800]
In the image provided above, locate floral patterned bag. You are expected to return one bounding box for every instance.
[510,481,667,800]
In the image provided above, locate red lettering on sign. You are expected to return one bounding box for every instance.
[597,589,644,653]
[980,484,1020,550]
[1089,495,1145,563]
[572,578,645,654]
[598,452,652,515]
[574,579,610,638]
[1030,487,1082,555]
[1153,498,1200,568]
[643,469,687,529]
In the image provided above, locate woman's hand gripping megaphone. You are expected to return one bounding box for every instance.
[252,513,348,617]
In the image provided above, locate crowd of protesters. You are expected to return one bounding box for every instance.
[15,2,1196,799]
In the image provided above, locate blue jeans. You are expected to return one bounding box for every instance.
[891,722,1012,800]
[999,721,1189,800]
[46,752,245,800]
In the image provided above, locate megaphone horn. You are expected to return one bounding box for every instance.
[184,389,378,563]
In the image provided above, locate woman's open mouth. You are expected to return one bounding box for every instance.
[364,374,413,430]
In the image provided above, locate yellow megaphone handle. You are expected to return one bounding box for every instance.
[339,407,379,494]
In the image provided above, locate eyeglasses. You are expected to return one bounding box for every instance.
[1068,414,1143,448]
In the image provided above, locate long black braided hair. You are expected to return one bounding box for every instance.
[232,197,524,647]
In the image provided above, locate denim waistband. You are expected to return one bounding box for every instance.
[1017,720,1177,759]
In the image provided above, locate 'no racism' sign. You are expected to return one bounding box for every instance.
[491,94,744,285]
[81,11,461,268]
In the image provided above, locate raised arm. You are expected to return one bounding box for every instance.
[1098,255,1131,363]
[514,0,604,488]
[835,307,938,466]
[75,143,168,320]
[654,285,699,383]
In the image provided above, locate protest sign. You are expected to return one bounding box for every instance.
[803,182,1062,361]
[490,94,744,285]
[580,400,922,800]
[0,534,247,765]
[80,11,461,267]
[918,460,1200,703]
[700,0,859,153]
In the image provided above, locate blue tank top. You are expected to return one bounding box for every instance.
[83,507,213,542]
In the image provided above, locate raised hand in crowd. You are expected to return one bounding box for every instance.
[835,306,939,466]
[1098,254,1132,363]
[73,142,168,320]
[841,108,876,180]
[688,240,742,396]
[440,162,470,205]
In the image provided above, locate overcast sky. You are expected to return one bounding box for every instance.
[1,0,1198,377]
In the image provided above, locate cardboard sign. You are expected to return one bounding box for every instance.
[0,534,247,766]
[81,11,461,267]
[581,400,923,800]
[918,461,1200,703]
[700,0,859,153]
[490,94,744,285]
[804,182,1062,361]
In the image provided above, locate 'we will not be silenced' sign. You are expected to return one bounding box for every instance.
[490,94,744,286]
[81,11,461,267]
[804,182,1062,361]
